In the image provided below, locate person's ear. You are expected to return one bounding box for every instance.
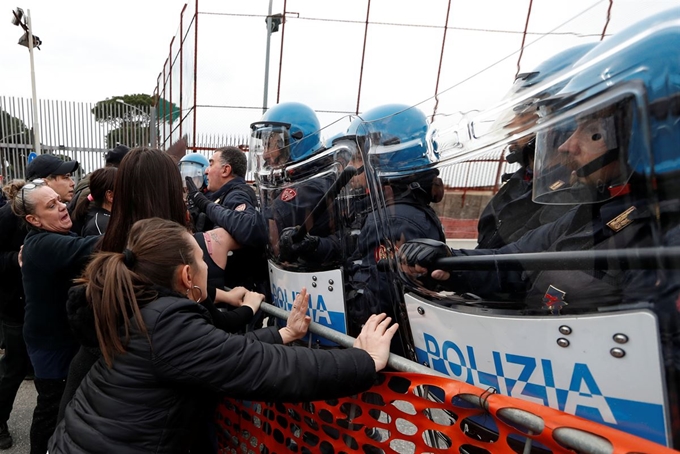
[220,164,231,179]
[179,264,192,291]
[25,214,41,228]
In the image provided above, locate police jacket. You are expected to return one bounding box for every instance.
[0,204,27,323]
[477,167,571,249]
[49,290,377,454]
[445,187,678,312]
[348,199,446,327]
[22,229,99,350]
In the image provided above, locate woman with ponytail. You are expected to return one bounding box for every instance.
[49,217,397,453]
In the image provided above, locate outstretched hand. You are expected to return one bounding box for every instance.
[353,313,399,372]
[279,287,312,344]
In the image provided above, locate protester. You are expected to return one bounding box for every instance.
[58,147,258,428]
[8,180,99,454]
[48,217,397,453]
[71,167,116,236]
[0,180,31,450]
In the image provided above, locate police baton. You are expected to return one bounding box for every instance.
[433,246,680,271]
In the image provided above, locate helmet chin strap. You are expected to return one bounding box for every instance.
[575,147,620,178]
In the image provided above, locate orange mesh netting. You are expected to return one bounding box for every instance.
[215,371,676,453]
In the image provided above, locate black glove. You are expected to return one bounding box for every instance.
[278,226,320,262]
[185,176,210,212]
[399,238,452,272]
[398,238,453,290]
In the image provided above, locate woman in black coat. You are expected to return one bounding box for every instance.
[49,218,396,453]
[9,181,100,454]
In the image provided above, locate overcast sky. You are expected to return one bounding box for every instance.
[2,0,679,141]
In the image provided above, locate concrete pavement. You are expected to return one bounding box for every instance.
[4,380,36,454]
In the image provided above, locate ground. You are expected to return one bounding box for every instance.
[5,380,36,454]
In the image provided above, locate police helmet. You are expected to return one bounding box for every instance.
[503,43,597,166]
[532,7,680,205]
[349,104,434,175]
[250,102,323,170]
[179,152,209,189]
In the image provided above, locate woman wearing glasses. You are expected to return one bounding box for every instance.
[7,179,99,454]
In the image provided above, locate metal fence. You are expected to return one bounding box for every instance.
[0,96,150,183]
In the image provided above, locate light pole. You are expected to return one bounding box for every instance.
[11,7,42,155]
[262,2,283,114]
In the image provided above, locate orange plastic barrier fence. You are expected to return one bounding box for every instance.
[215,371,677,454]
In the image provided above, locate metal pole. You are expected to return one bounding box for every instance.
[150,107,157,148]
[26,10,41,155]
[263,0,273,114]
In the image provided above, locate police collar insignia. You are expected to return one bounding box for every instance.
[280,188,297,202]
[549,180,566,191]
[234,203,246,212]
[542,285,568,314]
[606,206,636,232]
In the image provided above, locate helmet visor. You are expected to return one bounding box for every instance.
[533,98,635,205]
[179,161,205,189]
[250,123,291,172]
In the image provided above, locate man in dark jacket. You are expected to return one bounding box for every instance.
[0,188,30,449]
[186,146,269,299]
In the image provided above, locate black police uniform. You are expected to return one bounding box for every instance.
[440,180,680,312]
[267,175,336,239]
[477,167,572,249]
[347,197,446,338]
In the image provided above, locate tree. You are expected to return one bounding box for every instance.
[0,110,32,182]
[92,94,180,149]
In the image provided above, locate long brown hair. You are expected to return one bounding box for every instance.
[73,167,117,223]
[101,147,188,253]
[80,218,195,367]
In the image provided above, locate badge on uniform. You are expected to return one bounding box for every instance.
[542,285,568,314]
[549,180,566,191]
[234,203,246,212]
[280,188,297,202]
[374,244,389,262]
[606,206,636,232]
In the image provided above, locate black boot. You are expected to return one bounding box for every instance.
[0,422,12,449]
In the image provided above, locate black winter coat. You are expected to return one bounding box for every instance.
[49,293,377,453]
[0,204,27,323]
[22,229,99,350]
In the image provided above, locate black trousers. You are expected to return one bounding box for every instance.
[30,378,66,454]
[0,320,30,424]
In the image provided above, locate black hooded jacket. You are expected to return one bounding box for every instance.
[49,291,376,453]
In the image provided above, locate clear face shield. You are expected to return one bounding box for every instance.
[249,123,292,173]
[533,97,635,205]
[179,161,206,190]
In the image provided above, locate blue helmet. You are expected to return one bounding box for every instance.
[349,104,433,175]
[532,6,680,204]
[500,43,597,166]
[179,152,209,189]
[250,102,323,169]
[508,42,598,97]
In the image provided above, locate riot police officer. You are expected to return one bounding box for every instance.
[249,102,338,260]
[477,43,596,249]
[185,147,269,299]
[398,14,680,316]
